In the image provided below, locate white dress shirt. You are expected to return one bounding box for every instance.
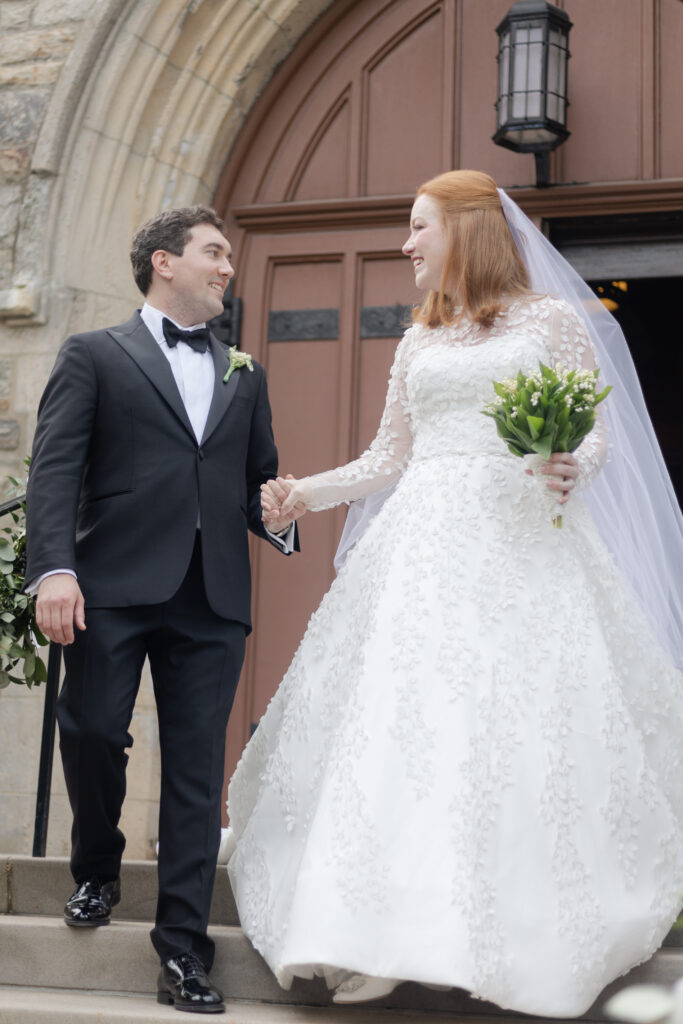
[28,304,293,592]
[140,303,216,443]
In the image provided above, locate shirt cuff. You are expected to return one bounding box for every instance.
[265,523,295,554]
[25,568,77,596]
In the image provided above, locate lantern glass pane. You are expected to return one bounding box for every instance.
[527,26,544,118]
[511,26,528,118]
[549,29,562,89]
[547,28,566,123]
[511,25,544,119]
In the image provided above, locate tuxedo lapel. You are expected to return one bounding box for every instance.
[201,334,241,444]
[108,314,195,440]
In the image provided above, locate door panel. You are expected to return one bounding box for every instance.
[225,228,418,781]
[357,253,418,451]
[364,8,446,194]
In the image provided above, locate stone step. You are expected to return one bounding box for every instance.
[1,854,238,926]
[0,917,300,1005]
[4,855,681,949]
[1,914,682,1019]
[0,987,523,1024]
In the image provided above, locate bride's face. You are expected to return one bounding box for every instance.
[402,194,449,293]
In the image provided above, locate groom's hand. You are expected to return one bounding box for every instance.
[261,475,308,534]
[36,573,86,645]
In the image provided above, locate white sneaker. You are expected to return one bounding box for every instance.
[332,975,399,1004]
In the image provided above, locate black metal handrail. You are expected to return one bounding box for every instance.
[0,494,61,856]
[0,495,26,517]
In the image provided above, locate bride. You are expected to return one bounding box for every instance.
[226,170,683,1018]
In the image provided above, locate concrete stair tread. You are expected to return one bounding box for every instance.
[2,857,682,1020]
[3,855,681,947]
[0,915,331,1007]
[0,986,510,1024]
[0,987,642,1024]
[1,914,682,1020]
[1,854,238,925]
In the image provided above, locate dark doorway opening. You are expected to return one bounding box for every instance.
[548,212,682,508]
[586,277,682,506]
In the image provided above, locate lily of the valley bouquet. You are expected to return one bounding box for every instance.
[482,362,611,528]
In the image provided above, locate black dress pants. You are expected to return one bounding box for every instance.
[57,534,246,968]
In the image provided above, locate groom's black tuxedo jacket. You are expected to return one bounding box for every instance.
[26,311,293,630]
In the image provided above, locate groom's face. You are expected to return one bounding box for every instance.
[167,222,234,323]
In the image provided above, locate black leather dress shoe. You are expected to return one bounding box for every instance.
[63,877,121,927]
[157,953,225,1013]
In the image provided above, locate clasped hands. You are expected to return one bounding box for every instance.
[528,451,579,503]
[261,475,311,533]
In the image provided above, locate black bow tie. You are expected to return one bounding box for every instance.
[162,318,210,354]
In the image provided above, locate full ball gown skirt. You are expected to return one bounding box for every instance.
[227,298,683,1018]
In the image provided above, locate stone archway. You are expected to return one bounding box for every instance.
[9,0,336,336]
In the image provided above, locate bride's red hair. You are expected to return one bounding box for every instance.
[412,170,530,329]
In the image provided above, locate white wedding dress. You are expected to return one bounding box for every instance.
[227,296,683,1018]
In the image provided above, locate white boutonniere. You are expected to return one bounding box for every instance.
[223,346,254,383]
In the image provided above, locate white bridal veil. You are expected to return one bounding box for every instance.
[335,189,683,668]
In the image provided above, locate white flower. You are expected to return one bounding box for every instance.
[223,346,255,383]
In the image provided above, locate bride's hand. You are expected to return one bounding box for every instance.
[260,475,310,532]
[276,476,312,517]
[526,452,579,504]
[263,476,313,518]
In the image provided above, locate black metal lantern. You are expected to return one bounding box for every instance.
[493,1,572,187]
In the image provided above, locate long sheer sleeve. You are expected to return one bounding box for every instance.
[547,300,609,490]
[303,327,415,511]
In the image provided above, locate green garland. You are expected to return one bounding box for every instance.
[0,487,48,689]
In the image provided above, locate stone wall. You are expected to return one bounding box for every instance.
[0,0,90,484]
[0,0,335,858]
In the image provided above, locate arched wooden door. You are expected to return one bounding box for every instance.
[214,0,515,787]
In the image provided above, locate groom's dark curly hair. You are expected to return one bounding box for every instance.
[130,205,224,295]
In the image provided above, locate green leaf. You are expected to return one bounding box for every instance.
[33,657,48,683]
[526,415,545,440]
[532,435,554,460]
[519,389,534,414]
[557,405,570,428]
[32,625,49,647]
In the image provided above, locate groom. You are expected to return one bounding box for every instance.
[25,206,302,1013]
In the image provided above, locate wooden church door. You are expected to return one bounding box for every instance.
[213,0,510,786]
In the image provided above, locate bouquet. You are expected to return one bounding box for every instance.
[482,362,611,528]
